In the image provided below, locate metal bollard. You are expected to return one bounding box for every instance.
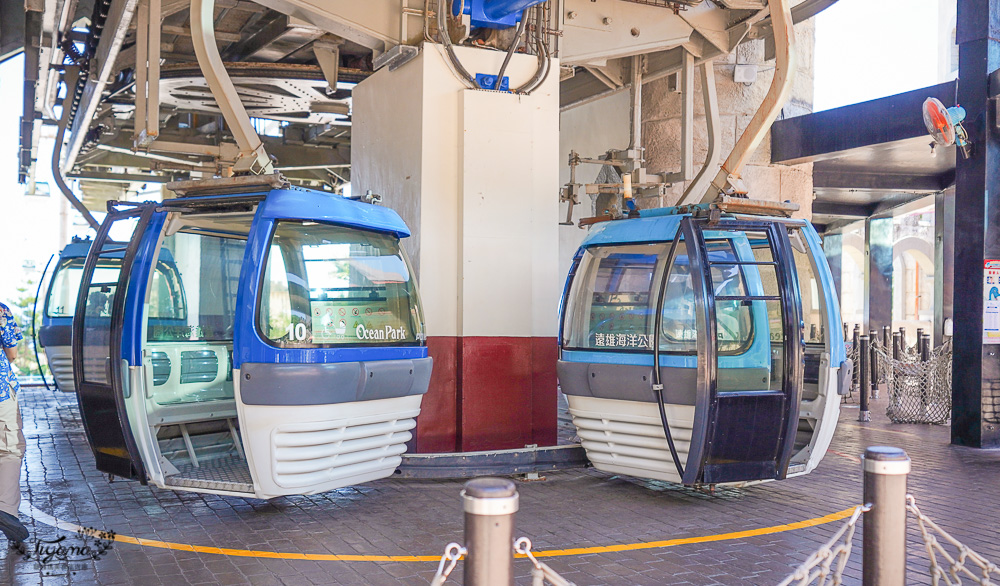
[920,334,932,410]
[899,327,906,348]
[869,329,880,400]
[862,447,910,586]
[882,325,891,350]
[462,478,518,586]
[892,332,901,361]
[853,326,861,392]
[859,335,871,421]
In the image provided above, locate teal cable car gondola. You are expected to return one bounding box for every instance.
[558,202,850,486]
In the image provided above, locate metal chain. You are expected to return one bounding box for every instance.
[778,505,868,586]
[907,495,1000,585]
[514,537,577,586]
[430,542,467,586]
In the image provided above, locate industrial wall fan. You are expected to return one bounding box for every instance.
[923,97,972,159]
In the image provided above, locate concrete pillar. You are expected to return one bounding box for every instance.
[934,188,954,347]
[952,0,1000,448]
[865,216,893,334]
[352,45,560,452]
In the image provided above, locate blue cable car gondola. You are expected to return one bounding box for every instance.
[558,201,850,487]
[37,238,185,393]
[72,180,431,498]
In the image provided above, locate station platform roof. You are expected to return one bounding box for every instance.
[772,81,957,231]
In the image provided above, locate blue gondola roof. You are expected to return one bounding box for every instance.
[59,238,100,259]
[579,214,685,248]
[258,188,411,238]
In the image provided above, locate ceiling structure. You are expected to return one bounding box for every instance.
[11,0,837,211]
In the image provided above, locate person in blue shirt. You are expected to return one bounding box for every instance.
[0,303,29,544]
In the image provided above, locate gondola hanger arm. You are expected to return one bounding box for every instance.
[700,0,796,203]
[189,0,274,175]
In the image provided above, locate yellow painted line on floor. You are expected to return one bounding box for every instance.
[829,449,863,463]
[530,506,857,558]
[23,502,857,562]
[839,423,917,437]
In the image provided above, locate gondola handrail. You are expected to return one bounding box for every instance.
[31,254,55,391]
[651,226,687,481]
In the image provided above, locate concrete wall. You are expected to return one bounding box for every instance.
[557,90,631,279]
[353,45,560,339]
[640,19,816,219]
[556,20,818,274]
[352,45,561,452]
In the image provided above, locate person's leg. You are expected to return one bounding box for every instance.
[0,394,22,516]
[0,394,27,542]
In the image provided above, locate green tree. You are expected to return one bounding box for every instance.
[7,278,48,378]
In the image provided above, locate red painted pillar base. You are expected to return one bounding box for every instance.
[413,336,558,453]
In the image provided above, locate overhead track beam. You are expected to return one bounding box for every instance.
[64,0,139,173]
[134,0,161,147]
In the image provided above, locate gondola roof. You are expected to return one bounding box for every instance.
[258,188,411,239]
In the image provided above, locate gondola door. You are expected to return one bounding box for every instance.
[679,217,803,485]
[72,205,154,481]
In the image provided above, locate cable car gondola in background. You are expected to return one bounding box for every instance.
[558,199,849,486]
[72,177,430,498]
[37,237,185,393]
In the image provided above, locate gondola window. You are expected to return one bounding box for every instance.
[143,231,247,405]
[259,222,424,348]
[563,238,754,355]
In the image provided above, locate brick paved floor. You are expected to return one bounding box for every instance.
[1,384,998,585]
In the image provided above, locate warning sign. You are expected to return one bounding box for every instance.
[984,260,1000,344]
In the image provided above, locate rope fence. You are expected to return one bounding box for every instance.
[781,493,1000,586]
[781,447,999,586]
[430,478,578,586]
[875,337,952,425]
[430,536,578,585]
[778,505,867,586]
[435,448,994,585]
[907,495,1000,585]
[842,324,953,425]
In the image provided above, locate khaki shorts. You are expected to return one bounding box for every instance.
[0,386,24,459]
